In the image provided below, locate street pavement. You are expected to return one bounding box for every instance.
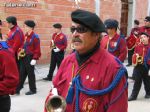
[10,62,150,112]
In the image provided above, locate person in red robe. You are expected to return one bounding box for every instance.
[126,19,140,66]
[43,23,67,81]
[128,32,150,101]
[6,16,24,55]
[44,9,128,112]
[0,41,19,112]
[129,17,150,80]
[5,16,25,81]
[101,19,127,62]
[16,20,41,95]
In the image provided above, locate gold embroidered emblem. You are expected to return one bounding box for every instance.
[83,98,97,112]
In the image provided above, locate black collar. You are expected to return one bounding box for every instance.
[76,42,100,66]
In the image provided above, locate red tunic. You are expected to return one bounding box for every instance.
[6,25,24,53]
[50,32,67,51]
[134,43,150,65]
[134,44,148,57]
[130,27,140,36]
[100,33,127,62]
[126,27,141,50]
[24,31,41,60]
[0,46,19,95]
[45,47,128,112]
[139,26,150,35]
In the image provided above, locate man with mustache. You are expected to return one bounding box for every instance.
[44,9,128,112]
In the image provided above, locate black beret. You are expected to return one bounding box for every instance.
[134,19,139,25]
[104,19,118,29]
[71,9,106,33]
[24,20,36,28]
[140,32,150,37]
[144,16,150,22]
[53,23,62,28]
[6,16,17,25]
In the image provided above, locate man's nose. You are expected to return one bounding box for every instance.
[72,30,79,36]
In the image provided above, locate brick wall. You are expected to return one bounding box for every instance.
[135,0,149,25]
[100,0,121,22]
[0,0,148,64]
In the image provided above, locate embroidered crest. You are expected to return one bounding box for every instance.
[83,98,97,112]
[59,35,63,39]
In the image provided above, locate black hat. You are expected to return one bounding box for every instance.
[134,19,139,25]
[53,23,62,28]
[144,16,150,22]
[140,32,150,37]
[71,9,106,33]
[6,16,17,25]
[24,20,36,28]
[104,19,118,29]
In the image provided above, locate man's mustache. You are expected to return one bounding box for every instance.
[72,37,82,43]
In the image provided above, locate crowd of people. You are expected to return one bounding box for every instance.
[0,9,150,112]
[127,17,150,101]
[0,16,41,111]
